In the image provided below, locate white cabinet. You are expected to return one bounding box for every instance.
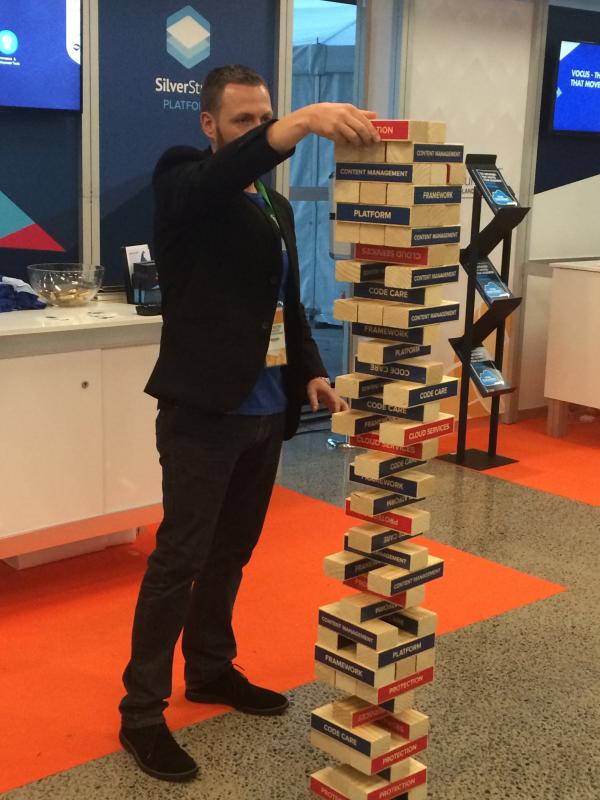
[0,303,163,561]
[545,262,600,436]
[102,345,162,512]
[0,350,104,535]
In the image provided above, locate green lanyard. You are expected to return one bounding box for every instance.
[255,180,280,231]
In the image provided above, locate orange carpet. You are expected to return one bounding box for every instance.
[438,414,600,507]
[0,486,563,792]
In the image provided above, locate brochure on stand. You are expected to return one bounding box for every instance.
[470,346,513,397]
[475,258,511,305]
[466,154,519,213]
[471,166,518,210]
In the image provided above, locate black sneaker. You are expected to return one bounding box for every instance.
[119,722,198,782]
[185,665,289,715]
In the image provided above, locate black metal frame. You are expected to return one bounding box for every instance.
[439,154,529,471]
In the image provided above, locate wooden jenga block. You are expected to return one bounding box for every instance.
[317,624,351,651]
[331,409,383,436]
[415,204,461,226]
[415,648,436,672]
[385,607,438,638]
[353,282,443,307]
[310,724,429,779]
[385,262,459,289]
[350,432,439,461]
[337,201,459,229]
[346,297,458,329]
[352,666,435,706]
[358,142,386,164]
[335,142,387,163]
[345,497,431,535]
[367,556,444,597]
[375,708,430,743]
[311,757,427,800]
[381,299,460,328]
[412,162,448,184]
[332,696,389,729]
[315,662,338,688]
[348,465,436,500]
[345,522,421,554]
[394,656,418,680]
[337,588,426,624]
[335,161,452,188]
[351,322,440,346]
[354,241,460,267]
[335,372,390,400]
[348,489,419,518]
[335,181,361,203]
[372,119,446,143]
[336,260,386,284]
[369,356,445,385]
[356,339,431,366]
[352,451,426,482]
[311,703,393,758]
[386,141,464,163]
[330,695,420,734]
[359,224,386,245]
[336,221,361,243]
[360,183,388,205]
[318,601,401,650]
[324,550,380,581]
[375,759,417,784]
[378,414,455,447]
[314,642,396,688]
[336,161,446,185]
[356,630,436,669]
[384,224,460,249]
[350,395,441,424]
[336,162,408,183]
[356,367,458,404]
[447,162,467,184]
[386,183,462,207]
[336,671,359,694]
[379,692,419,715]
[357,299,387,325]
[333,297,361,323]
[346,537,430,573]
[378,375,459,407]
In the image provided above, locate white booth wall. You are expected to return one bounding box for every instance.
[368,0,600,415]
[399,0,536,417]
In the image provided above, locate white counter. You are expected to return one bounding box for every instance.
[0,296,164,566]
[0,298,161,357]
[545,261,600,436]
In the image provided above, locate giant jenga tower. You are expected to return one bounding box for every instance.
[309,120,465,800]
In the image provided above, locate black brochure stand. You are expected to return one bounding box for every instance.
[439,154,529,470]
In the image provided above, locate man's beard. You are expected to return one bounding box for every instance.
[214,124,226,150]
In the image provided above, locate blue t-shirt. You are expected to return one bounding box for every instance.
[235,191,289,415]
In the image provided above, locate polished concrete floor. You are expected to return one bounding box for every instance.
[5,429,600,799]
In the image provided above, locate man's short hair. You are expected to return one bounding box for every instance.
[200,65,268,113]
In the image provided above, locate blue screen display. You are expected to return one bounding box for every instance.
[553,40,600,134]
[0,0,81,111]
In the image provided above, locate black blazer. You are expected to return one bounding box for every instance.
[145,121,328,440]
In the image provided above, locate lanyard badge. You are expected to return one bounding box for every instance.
[256,182,287,368]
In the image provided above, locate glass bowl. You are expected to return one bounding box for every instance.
[27,264,104,307]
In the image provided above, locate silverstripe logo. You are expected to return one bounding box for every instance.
[167,6,211,68]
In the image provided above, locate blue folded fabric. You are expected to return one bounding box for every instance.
[0,275,46,311]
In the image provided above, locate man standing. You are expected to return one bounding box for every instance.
[119,64,379,782]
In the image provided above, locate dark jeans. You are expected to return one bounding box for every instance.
[119,405,285,728]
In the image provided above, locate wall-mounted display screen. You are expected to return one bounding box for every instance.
[0,0,81,111]
[552,40,600,134]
